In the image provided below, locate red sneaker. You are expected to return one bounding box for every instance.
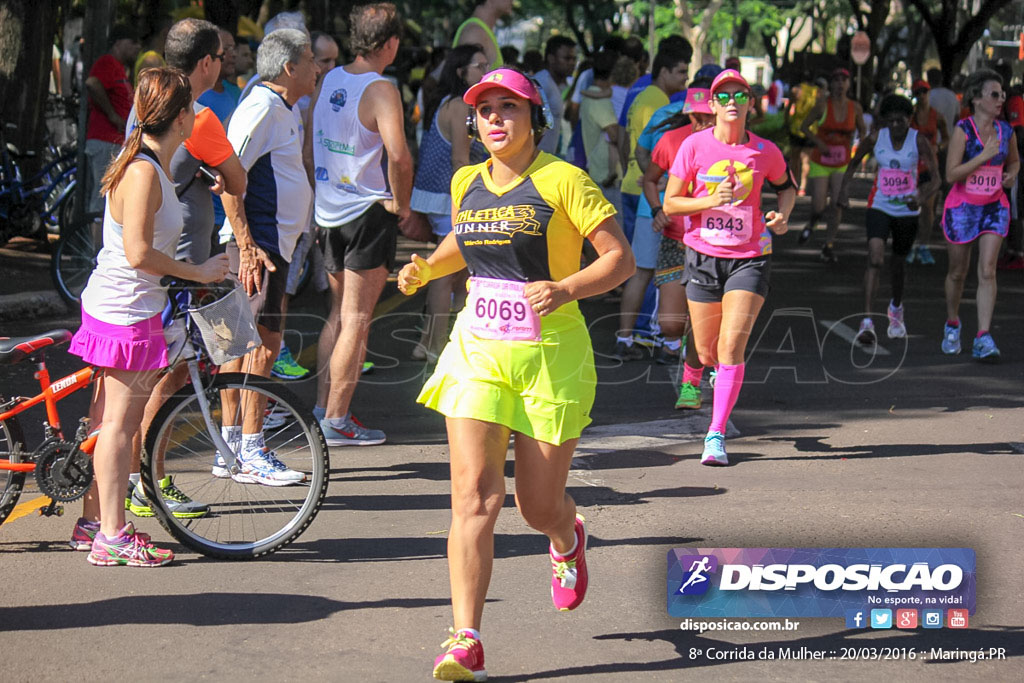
[433,628,486,681]
[550,513,588,611]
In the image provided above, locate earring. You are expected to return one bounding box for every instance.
[180,129,185,138]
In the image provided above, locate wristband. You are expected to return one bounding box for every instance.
[652,206,663,219]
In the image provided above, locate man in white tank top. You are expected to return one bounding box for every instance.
[304,2,412,445]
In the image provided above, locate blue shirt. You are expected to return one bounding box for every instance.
[197,80,242,125]
[618,74,686,127]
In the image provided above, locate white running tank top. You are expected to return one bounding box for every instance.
[312,67,392,226]
[868,128,920,217]
[81,152,183,325]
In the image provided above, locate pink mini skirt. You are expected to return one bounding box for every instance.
[69,310,168,372]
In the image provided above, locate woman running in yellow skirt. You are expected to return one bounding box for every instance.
[398,67,634,681]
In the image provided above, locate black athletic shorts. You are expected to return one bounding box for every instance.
[865,208,918,256]
[318,202,398,273]
[226,241,289,333]
[684,249,771,303]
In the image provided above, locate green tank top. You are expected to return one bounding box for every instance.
[452,17,502,69]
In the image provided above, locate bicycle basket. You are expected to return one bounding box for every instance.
[187,284,262,365]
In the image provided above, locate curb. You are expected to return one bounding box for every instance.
[0,291,69,323]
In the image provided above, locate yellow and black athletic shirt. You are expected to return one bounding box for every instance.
[450,152,617,283]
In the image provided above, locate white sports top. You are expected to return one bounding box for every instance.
[312,67,392,226]
[868,128,920,217]
[81,152,183,325]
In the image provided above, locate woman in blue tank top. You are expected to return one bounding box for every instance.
[410,45,489,360]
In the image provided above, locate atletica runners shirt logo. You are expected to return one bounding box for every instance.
[454,205,542,238]
[667,548,976,618]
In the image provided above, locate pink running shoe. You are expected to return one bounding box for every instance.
[550,513,588,611]
[432,628,486,681]
[87,522,173,567]
[69,517,100,551]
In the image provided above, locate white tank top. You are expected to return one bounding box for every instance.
[309,68,393,227]
[312,67,393,226]
[868,128,920,217]
[81,152,184,325]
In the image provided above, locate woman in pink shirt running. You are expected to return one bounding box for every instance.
[663,69,795,465]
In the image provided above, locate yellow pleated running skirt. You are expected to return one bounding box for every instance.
[416,302,596,446]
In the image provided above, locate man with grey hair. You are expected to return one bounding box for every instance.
[212,28,321,485]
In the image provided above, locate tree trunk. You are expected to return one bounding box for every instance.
[674,0,725,77]
[906,0,1016,86]
[0,0,61,154]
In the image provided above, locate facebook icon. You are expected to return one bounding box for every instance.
[845,609,866,629]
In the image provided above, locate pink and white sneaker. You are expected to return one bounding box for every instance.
[87,522,173,567]
[69,517,100,551]
[550,513,588,611]
[432,628,486,681]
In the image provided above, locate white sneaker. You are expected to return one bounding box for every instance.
[231,450,303,486]
[212,440,241,478]
[886,302,907,339]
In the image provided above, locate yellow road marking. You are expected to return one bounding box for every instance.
[5,495,52,524]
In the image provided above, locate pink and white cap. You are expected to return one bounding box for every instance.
[463,68,543,107]
[710,69,750,95]
[683,88,712,115]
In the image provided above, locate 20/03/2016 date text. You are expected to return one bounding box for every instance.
[686,647,1008,661]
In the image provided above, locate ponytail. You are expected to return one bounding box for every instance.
[99,67,192,196]
[100,125,145,197]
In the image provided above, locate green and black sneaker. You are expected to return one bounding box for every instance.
[128,476,210,519]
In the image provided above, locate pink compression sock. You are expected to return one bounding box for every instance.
[709,363,745,434]
[682,363,704,387]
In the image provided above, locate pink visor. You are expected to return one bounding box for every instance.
[683,88,712,115]
[711,69,750,95]
[463,68,543,107]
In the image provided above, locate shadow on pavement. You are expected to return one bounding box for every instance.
[262,533,704,564]
[330,448,698,483]
[0,593,450,631]
[755,437,1020,460]
[495,625,1024,680]
[319,485,725,512]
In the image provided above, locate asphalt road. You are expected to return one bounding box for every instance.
[1,185,1022,681]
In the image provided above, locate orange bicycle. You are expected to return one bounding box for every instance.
[0,279,329,558]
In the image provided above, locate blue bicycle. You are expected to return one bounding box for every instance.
[0,122,78,244]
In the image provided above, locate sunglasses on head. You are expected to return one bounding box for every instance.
[713,91,750,105]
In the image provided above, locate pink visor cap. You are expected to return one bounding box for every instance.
[710,69,750,94]
[683,88,712,114]
[463,69,543,107]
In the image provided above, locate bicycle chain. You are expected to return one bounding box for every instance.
[34,439,93,502]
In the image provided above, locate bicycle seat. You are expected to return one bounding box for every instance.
[0,329,73,365]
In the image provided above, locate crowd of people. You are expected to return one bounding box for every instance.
[60,0,1021,679]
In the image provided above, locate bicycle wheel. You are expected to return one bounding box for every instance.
[142,373,329,559]
[0,414,28,526]
[51,213,100,305]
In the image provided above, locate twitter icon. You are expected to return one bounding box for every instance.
[870,609,893,629]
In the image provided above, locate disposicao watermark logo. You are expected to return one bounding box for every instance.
[667,548,975,618]
[676,555,718,595]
